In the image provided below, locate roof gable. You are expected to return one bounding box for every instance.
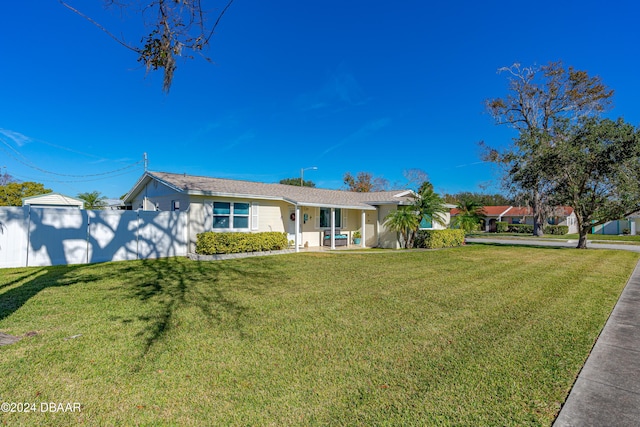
[22,192,85,208]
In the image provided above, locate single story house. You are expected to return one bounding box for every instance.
[450,205,578,234]
[22,192,85,209]
[123,171,452,251]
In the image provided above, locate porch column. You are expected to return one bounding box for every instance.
[361,210,366,248]
[331,208,336,249]
[631,219,637,236]
[295,205,301,253]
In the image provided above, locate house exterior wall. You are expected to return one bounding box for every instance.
[183,197,290,252]
[129,178,386,249]
[364,210,377,247]
[557,212,579,234]
[377,205,400,249]
[428,212,451,230]
[128,179,191,212]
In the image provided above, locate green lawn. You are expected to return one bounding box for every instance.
[1,246,637,426]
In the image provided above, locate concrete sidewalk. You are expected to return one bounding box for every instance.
[553,259,640,426]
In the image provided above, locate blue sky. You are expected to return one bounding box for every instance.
[2,1,640,199]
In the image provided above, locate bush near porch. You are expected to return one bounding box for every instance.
[414,229,466,249]
[196,231,288,254]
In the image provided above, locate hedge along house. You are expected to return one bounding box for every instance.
[122,171,444,251]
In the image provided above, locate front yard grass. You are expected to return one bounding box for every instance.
[0,246,637,426]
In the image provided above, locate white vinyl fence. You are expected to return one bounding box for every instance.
[0,207,188,268]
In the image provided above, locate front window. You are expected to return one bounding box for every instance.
[214,202,250,229]
[320,208,341,228]
[420,216,432,229]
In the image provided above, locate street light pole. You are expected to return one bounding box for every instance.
[300,166,318,187]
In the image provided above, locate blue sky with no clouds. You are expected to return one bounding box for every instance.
[1,1,640,198]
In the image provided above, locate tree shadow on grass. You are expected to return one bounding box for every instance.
[0,265,103,323]
[111,257,288,364]
[1,256,291,366]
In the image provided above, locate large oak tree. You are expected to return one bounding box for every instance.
[485,61,613,236]
[545,118,640,248]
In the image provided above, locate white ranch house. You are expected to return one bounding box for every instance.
[123,171,451,251]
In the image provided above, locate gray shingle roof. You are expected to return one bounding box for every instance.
[146,171,413,209]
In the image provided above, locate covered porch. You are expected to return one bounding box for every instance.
[289,203,378,251]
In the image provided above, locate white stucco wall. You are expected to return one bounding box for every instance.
[377,205,400,249]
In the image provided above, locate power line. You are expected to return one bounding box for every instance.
[0,144,143,178]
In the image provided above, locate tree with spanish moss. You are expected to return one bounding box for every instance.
[484,61,613,236]
[60,0,236,93]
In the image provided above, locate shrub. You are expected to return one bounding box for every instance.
[414,229,466,249]
[196,232,289,255]
[507,223,533,234]
[496,221,509,233]
[544,225,569,235]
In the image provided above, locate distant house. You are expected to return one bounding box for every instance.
[451,205,578,234]
[122,171,452,251]
[22,193,85,209]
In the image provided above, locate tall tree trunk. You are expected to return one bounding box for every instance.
[573,211,589,249]
[577,227,589,249]
[532,189,545,237]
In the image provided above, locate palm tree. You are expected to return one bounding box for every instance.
[384,206,420,248]
[412,184,449,229]
[77,191,107,210]
[451,199,485,233]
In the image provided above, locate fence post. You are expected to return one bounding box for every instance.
[86,213,91,264]
[25,206,31,267]
[136,210,140,260]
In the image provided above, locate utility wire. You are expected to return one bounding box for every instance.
[0,144,143,178]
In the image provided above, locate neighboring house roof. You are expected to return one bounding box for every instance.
[22,192,85,209]
[124,171,415,210]
[450,205,574,217]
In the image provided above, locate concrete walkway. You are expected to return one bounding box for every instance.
[554,259,640,426]
[466,237,640,425]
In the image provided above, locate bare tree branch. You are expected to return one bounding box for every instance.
[59,0,236,93]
